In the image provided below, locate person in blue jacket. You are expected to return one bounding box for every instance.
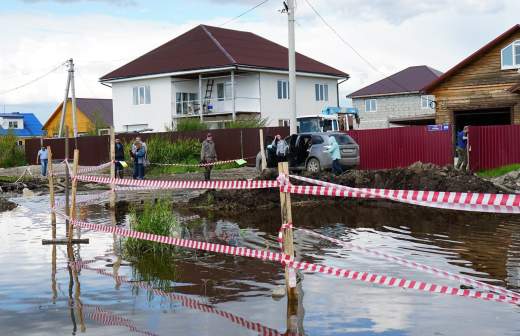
[131,140,146,179]
[326,136,342,175]
[455,126,468,171]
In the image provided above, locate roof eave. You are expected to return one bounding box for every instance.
[348,90,419,99]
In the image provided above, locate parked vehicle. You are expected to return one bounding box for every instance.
[256,132,359,173]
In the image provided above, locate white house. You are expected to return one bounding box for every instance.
[348,66,443,129]
[100,24,349,132]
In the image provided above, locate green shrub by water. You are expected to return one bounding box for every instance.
[176,119,208,132]
[124,200,180,255]
[0,133,26,168]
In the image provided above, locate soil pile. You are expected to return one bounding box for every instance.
[491,170,520,192]
[187,162,509,214]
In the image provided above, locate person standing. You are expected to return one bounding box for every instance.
[131,140,146,179]
[36,146,48,177]
[326,136,342,175]
[114,138,125,178]
[456,126,468,171]
[201,133,217,180]
[271,134,288,163]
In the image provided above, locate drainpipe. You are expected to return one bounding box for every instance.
[337,78,348,107]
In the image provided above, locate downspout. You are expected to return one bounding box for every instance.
[337,78,348,107]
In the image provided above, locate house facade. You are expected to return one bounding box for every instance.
[101,25,348,132]
[43,98,113,137]
[348,66,442,129]
[0,112,43,138]
[424,25,520,132]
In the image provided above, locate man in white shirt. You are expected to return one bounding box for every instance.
[36,146,48,177]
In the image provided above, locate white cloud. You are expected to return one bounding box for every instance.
[20,0,136,6]
[1,0,519,121]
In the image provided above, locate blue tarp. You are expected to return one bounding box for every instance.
[0,113,43,137]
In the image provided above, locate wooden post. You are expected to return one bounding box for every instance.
[259,129,267,170]
[68,149,79,242]
[65,128,70,234]
[109,126,116,209]
[47,146,56,236]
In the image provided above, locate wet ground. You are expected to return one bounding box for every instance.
[1,192,520,335]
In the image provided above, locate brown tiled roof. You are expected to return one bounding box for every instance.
[100,25,348,81]
[424,24,520,93]
[347,65,443,98]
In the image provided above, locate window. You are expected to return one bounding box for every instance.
[8,121,18,128]
[176,92,198,115]
[217,82,232,101]
[501,40,520,69]
[278,119,290,127]
[277,80,289,99]
[331,134,355,145]
[365,99,377,112]
[132,85,151,105]
[311,135,324,144]
[421,95,434,109]
[315,84,329,101]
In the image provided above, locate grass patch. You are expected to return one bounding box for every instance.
[124,200,180,255]
[477,164,520,178]
[0,133,26,168]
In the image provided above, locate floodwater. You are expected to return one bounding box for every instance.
[1,193,520,335]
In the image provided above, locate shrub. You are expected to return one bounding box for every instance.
[176,118,208,132]
[124,200,180,255]
[225,116,267,129]
[0,133,26,168]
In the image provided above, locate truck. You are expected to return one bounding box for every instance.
[296,107,359,133]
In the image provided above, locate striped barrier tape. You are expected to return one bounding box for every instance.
[85,305,159,336]
[74,175,279,190]
[74,261,286,336]
[60,212,518,305]
[285,175,520,214]
[284,224,520,301]
[76,161,113,175]
[151,156,256,167]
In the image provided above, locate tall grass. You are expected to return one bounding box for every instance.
[124,200,180,255]
[176,118,208,132]
[0,133,26,168]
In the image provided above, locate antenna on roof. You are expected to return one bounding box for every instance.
[280,1,288,13]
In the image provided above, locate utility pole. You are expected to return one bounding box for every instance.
[287,0,297,134]
[58,59,78,138]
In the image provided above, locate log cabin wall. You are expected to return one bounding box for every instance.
[431,29,520,126]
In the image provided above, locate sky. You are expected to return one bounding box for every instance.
[0,0,519,123]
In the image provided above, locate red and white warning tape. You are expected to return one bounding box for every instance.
[285,175,520,214]
[74,261,285,336]
[76,161,113,175]
[287,224,520,300]
[75,175,279,190]
[85,305,159,336]
[151,156,255,167]
[60,212,518,305]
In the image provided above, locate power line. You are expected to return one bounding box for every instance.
[0,61,67,96]
[303,0,430,98]
[219,0,270,27]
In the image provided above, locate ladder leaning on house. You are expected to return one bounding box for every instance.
[203,80,214,114]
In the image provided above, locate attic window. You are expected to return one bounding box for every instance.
[501,40,520,70]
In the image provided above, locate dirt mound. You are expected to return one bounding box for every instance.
[186,162,508,214]
[491,170,520,193]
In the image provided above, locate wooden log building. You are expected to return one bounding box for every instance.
[424,24,520,133]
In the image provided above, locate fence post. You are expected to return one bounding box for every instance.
[109,127,116,209]
[64,128,70,235]
[68,149,79,242]
[47,146,56,237]
[260,129,267,170]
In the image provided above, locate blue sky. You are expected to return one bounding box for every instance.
[1,0,519,124]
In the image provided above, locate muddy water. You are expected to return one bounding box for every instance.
[0,195,519,335]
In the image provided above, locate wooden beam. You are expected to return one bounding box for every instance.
[109,126,116,209]
[42,238,90,245]
[47,146,56,237]
[68,149,79,242]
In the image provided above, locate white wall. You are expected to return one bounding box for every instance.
[112,77,172,132]
[0,117,24,129]
[259,73,339,127]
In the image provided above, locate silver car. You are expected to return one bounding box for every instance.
[257,132,360,173]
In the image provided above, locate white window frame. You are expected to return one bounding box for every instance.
[8,121,18,128]
[277,80,289,100]
[315,84,329,101]
[501,40,520,70]
[176,92,198,115]
[278,119,290,127]
[365,99,377,112]
[421,95,434,109]
[132,85,151,105]
[217,82,232,101]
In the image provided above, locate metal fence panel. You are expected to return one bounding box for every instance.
[468,125,520,171]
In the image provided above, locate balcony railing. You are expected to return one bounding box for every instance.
[173,97,260,116]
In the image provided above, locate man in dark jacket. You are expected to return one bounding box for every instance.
[201,133,217,180]
[114,138,125,178]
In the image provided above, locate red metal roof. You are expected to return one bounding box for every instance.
[101,25,348,81]
[424,24,520,93]
[347,65,443,98]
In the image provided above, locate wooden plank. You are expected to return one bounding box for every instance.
[47,146,56,238]
[68,149,79,242]
[42,238,90,245]
[109,126,116,208]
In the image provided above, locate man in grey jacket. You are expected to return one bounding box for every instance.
[201,133,217,180]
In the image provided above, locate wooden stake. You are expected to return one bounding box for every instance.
[47,146,56,237]
[64,128,70,234]
[109,126,116,208]
[260,129,267,170]
[68,149,79,242]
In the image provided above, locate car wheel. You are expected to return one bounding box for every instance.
[306,158,321,173]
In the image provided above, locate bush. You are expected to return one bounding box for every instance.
[176,118,208,132]
[124,200,180,255]
[0,133,26,168]
[225,116,267,129]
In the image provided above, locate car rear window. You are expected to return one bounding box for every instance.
[311,135,324,144]
[331,134,355,145]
